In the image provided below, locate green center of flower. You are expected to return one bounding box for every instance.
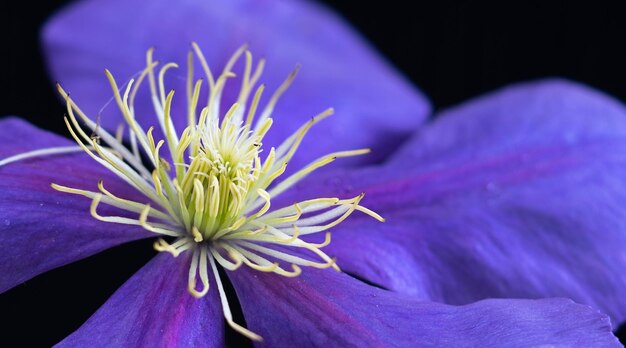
[180,110,262,239]
[4,43,383,341]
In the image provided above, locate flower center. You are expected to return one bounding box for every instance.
[3,43,383,341]
[180,110,261,239]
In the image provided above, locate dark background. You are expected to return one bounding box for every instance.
[0,0,625,345]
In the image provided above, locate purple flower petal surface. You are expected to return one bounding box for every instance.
[228,267,619,347]
[42,0,430,170]
[274,79,626,324]
[0,117,152,293]
[58,252,224,347]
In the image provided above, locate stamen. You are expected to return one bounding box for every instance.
[114,124,125,143]
[51,183,159,218]
[255,65,299,128]
[187,247,210,298]
[236,240,337,270]
[0,146,85,168]
[210,244,243,271]
[89,194,181,237]
[254,199,333,222]
[57,84,152,180]
[191,42,216,90]
[266,149,371,200]
[192,226,203,242]
[138,204,183,236]
[304,231,333,248]
[97,180,171,220]
[209,256,263,342]
[274,108,333,161]
[154,238,192,257]
[63,103,159,203]
[104,70,155,167]
[230,244,302,277]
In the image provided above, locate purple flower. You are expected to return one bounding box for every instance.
[1,0,624,346]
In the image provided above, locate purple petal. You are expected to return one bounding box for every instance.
[228,267,619,346]
[58,252,224,347]
[274,79,626,324]
[42,0,430,170]
[0,117,152,293]
[389,78,626,168]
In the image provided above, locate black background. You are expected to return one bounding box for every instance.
[0,0,625,345]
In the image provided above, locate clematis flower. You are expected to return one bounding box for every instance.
[1,0,624,346]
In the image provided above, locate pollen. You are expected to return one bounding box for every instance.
[4,43,384,341]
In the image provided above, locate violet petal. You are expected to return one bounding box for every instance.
[0,117,152,293]
[228,267,619,347]
[42,0,430,169]
[274,79,626,324]
[57,253,224,347]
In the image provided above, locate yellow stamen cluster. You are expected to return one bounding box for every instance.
[5,43,383,341]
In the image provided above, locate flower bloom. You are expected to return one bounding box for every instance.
[1,0,625,346]
[47,43,383,340]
